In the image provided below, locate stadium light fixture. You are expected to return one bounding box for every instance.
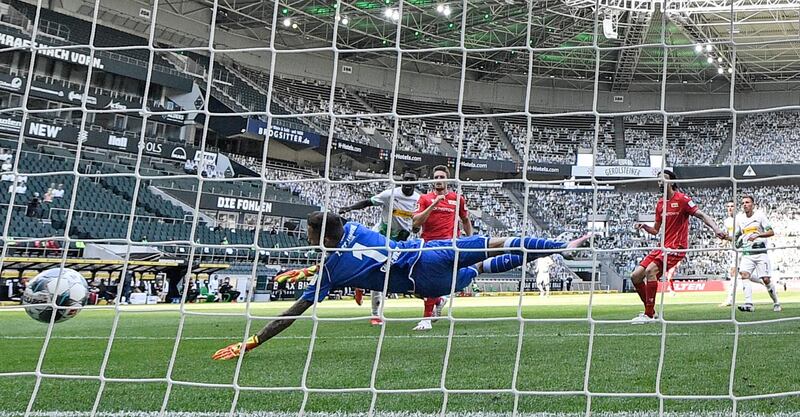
[717,67,724,74]
[341,16,349,25]
[705,44,713,52]
[291,22,298,29]
[694,44,703,53]
[706,56,713,63]
[283,17,291,27]
[717,57,723,63]
[728,67,734,74]
[602,15,618,39]
[384,8,400,21]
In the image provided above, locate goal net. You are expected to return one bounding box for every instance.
[1,0,799,416]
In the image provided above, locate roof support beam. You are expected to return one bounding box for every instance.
[611,10,655,91]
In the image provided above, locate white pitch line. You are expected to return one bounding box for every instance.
[2,411,800,417]
[0,331,797,342]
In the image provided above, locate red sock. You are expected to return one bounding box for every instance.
[644,280,658,318]
[633,281,646,304]
[669,279,675,292]
[423,298,437,317]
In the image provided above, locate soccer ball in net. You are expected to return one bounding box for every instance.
[22,268,89,324]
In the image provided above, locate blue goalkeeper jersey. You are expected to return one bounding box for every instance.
[300,222,423,302]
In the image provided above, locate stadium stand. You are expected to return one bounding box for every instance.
[5,0,800,285]
[623,114,731,166]
[499,115,615,165]
[725,111,800,164]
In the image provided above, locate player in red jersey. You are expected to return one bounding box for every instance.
[411,165,472,331]
[631,170,727,324]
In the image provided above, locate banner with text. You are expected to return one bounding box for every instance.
[571,165,667,178]
[0,26,192,91]
[246,118,321,148]
[0,115,193,161]
[165,189,319,218]
[525,163,572,178]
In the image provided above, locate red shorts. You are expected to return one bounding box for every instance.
[639,249,685,278]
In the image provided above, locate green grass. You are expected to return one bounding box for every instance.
[1,292,800,416]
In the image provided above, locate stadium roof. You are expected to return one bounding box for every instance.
[64,0,800,91]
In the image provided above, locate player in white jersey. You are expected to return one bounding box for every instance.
[720,201,751,307]
[731,195,780,312]
[535,255,554,297]
[339,171,421,325]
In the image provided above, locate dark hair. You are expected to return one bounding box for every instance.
[307,211,345,242]
[402,170,418,179]
[660,169,678,190]
[432,165,450,177]
[742,195,755,204]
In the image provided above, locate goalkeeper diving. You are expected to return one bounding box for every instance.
[212,211,591,360]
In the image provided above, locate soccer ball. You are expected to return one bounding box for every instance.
[22,268,89,323]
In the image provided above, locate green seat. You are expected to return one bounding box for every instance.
[199,287,216,302]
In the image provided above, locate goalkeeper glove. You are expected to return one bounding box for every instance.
[211,335,260,361]
[275,265,319,284]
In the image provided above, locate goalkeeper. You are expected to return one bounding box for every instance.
[212,211,590,360]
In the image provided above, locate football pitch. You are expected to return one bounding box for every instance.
[1,291,800,417]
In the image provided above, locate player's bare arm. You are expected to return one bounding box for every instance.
[635,221,660,235]
[412,194,446,227]
[212,299,313,360]
[691,209,728,239]
[339,199,374,214]
[461,214,473,236]
[749,227,774,240]
[255,299,313,343]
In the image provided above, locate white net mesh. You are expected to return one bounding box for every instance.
[1,0,800,416]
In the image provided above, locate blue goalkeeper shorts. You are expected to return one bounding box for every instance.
[411,235,488,297]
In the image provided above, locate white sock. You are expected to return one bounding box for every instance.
[724,280,736,304]
[766,282,779,305]
[371,290,382,316]
[743,278,753,305]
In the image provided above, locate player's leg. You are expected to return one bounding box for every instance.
[423,297,440,317]
[663,253,685,299]
[411,250,529,332]
[414,297,441,331]
[630,249,663,324]
[737,256,757,312]
[631,265,647,305]
[411,254,523,302]
[755,256,780,311]
[666,265,677,296]
[721,262,738,307]
[433,296,446,321]
[371,291,384,325]
[446,233,591,271]
[642,261,662,319]
[761,276,781,312]
[490,233,592,255]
